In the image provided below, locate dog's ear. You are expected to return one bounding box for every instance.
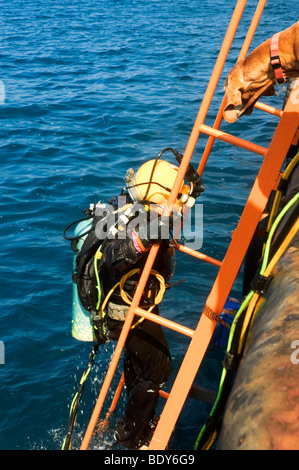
[262,84,275,96]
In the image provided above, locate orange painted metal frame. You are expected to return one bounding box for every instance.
[149,85,299,449]
[80,0,299,450]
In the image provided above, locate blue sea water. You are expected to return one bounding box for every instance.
[0,0,296,451]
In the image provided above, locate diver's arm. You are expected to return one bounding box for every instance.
[101,237,143,271]
[102,216,172,270]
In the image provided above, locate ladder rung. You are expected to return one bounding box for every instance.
[134,307,195,338]
[174,243,222,267]
[159,384,217,404]
[159,390,169,399]
[254,101,283,117]
[198,123,268,157]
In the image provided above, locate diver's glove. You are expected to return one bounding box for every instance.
[133,216,173,252]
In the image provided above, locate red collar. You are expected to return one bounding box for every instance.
[270,32,287,85]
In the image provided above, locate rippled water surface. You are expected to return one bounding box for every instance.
[0,0,295,450]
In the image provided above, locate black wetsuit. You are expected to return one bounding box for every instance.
[100,202,173,449]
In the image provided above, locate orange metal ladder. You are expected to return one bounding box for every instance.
[80,0,299,450]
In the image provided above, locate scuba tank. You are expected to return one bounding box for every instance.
[64,199,130,343]
[71,218,95,342]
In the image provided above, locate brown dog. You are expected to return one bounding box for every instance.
[223,21,299,123]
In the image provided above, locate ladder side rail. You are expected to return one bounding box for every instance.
[80,244,161,449]
[163,0,248,218]
[148,80,299,450]
[198,0,268,176]
[80,0,248,450]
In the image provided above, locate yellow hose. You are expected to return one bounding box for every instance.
[100,268,166,329]
[239,216,299,352]
[266,152,299,235]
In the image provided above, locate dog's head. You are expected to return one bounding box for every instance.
[223,60,275,123]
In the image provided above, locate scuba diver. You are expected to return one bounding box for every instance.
[66,148,204,449]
